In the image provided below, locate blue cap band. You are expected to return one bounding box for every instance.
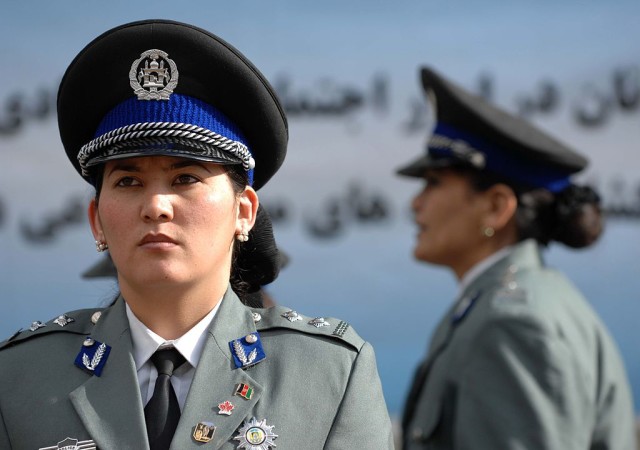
[93,94,254,184]
[430,122,571,192]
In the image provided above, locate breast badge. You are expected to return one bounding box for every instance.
[193,421,216,443]
[234,417,278,450]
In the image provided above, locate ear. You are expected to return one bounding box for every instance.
[88,198,104,241]
[236,186,259,233]
[482,183,518,231]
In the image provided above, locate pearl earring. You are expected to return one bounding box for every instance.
[483,227,495,238]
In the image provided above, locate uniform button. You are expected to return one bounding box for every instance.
[412,427,426,442]
[91,311,102,324]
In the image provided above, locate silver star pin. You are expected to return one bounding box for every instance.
[29,321,46,332]
[53,314,75,327]
[308,317,330,328]
[281,310,302,322]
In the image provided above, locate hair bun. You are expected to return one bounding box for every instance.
[553,185,603,248]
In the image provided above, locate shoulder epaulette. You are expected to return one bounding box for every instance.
[252,305,365,352]
[0,308,104,350]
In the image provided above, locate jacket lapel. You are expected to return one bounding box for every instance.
[171,288,263,449]
[69,298,149,450]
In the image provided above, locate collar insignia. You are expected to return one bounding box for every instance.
[229,332,266,369]
[74,337,111,377]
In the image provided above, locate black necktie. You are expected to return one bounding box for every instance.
[144,348,186,450]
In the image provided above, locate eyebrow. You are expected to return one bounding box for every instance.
[170,160,212,173]
[107,163,140,177]
[106,159,213,177]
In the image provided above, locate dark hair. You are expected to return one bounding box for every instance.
[92,162,277,305]
[230,204,282,308]
[455,166,603,249]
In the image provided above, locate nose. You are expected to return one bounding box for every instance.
[411,189,424,214]
[141,193,174,222]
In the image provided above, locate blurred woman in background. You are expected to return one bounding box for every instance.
[397,66,636,449]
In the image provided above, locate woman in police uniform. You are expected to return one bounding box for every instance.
[398,67,636,449]
[0,20,393,450]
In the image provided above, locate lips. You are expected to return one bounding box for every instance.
[139,233,178,247]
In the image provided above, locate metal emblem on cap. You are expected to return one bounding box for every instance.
[308,317,330,328]
[234,417,278,450]
[218,400,234,415]
[29,321,46,332]
[53,314,75,327]
[193,421,216,443]
[281,310,302,322]
[129,49,179,100]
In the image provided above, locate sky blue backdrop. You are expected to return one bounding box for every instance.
[1,1,639,420]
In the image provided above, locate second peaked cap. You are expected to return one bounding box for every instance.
[398,67,588,192]
[58,19,288,190]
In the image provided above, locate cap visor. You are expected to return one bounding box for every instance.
[86,143,242,168]
[396,154,457,177]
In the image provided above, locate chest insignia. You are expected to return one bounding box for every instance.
[229,333,266,369]
[74,337,111,377]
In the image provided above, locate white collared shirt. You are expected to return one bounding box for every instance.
[126,299,222,411]
[455,245,514,300]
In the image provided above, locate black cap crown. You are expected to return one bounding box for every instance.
[58,19,288,190]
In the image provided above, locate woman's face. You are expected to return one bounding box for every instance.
[411,168,489,274]
[88,156,256,291]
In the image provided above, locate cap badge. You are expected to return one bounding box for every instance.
[193,421,216,443]
[234,417,278,450]
[218,400,235,415]
[229,332,266,368]
[74,338,111,377]
[129,49,179,101]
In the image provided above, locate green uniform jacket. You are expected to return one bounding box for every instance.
[402,240,636,450]
[0,288,394,449]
